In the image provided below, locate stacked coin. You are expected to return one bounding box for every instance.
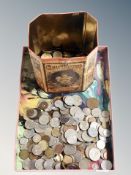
[17,94,113,170]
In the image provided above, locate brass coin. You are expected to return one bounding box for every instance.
[52,128,60,137]
[29,152,38,160]
[41,135,50,142]
[54,143,64,154]
[45,148,54,158]
[63,155,73,164]
[19,150,29,160]
[38,140,48,151]
[87,98,99,109]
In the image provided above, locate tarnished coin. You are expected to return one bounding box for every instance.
[88,127,98,137]
[54,143,64,154]
[52,127,60,137]
[19,137,28,145]
[79,121,89,130]
[19,150,29,160]
[37,100,48,110]
[88,161,100,170]
[97,140,106,150]
[83,108,91,115]
[38,140,48,151]
[79,158,91,169]
[63,155,73,164]
[50,117,60,127]
[87,98,99,109]
[35,158,44,170]
[39,112,50,125]
[25,120,35,129]
[73,95,83,106]
[64,144,76,155]
[24,129,35,139]
[26,108,38,119]
[92,108,101,117]
[33,133,41,143]
[101,160,112,170]
[32,144,43,156]
[53,51,62,58]
[44,158,55,169]
[89,147,100,161]
[41,52,52,59]
[45,148,54,158]
[64,96,74,106]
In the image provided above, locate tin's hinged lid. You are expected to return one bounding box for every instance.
[29,12,98,56]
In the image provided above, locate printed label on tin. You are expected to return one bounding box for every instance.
[44,63,84,92]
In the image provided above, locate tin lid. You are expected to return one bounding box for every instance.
[29,12,97,56]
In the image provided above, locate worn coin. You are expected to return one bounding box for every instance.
[83,108,91,115]
[19,137,28,145]
[52,111,61,118]
[25,120,35,129]
[24,129,35,139]
[39,112,50,125]
[73,95,83,106]
[44,158,55,169]
[64,96,74,106]
[88,127,98,137]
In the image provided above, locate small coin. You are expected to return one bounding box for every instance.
[64,144,76,155]
[41,135,50,142]
[39,112,50,125]
[19,137,28,145]
[97,140,106,150]
[37,100,49,110]
[54,99,64,109]
[29,152,38,160]
[92,108,101,117]
[88,117,96,123]
[79,158,91,169]
[35,158,44,170]
[82,131,94,142]
[38,140,48,151]
[72,95,83,106]
[53,51,62,58]
[85,143,96,158]
[52,111,61,118]
[49,136,59,147]
[41,52,52,59]
[24,129,35,139]
[32,144,43,156]
[19,150,29,160]
[101,160,112,170]
[79,121,89,131]
[64,96,74,106]
[50,117,60,127]
[52,127,60,137]
[63,155,73,164]
[88,127,98,137]
[33,133,41,143]
[25,120,35,129]
[90,121,100,130]
[45,148,54,158]
[34,123,46,133]
[72,150,83,162]
[87,98,99,109]
[22,158,31,170]
[88,161,100,170]
[70,106,80,116]
[26,108,38,119]
[83,108,91,115]
[54,143,64,154]
[44,158,55,169]
[65,129,77,138]
[89,147,100,161]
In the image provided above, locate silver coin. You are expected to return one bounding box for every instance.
[99,126,105,136]
[55,162,61,169]
[53,51,62,58]
[88,127,98,137]
[96,140,106,150]
[22,158,31,170]
[79,158,91,169]
[73,109,85,122]
[99,116,110,123]
[25,120,35,129]
[103,129,111,137]
[73,95,83,106]
[65,129,77,138]
[54,100,64,109]
[49,136,59,147]
[39,112,50,125]
[32,144,43,156]
[82,131,94,142]
[24,129,35,139]
[77,130,84,141]
[70,106,80,116]
[83,108,91,115]
[50,117,60,128]
[64,144,76,155]
[41,52,52,59]
[43,159,55,169]
[90,121,100,130]
[64,96,74,106]
[92,108,101,117]
[33,133,41,143]
[72,150,83,162]
[67,135,77,144]
[89,147,100,161]
[35,159,44,170]
[19,137,28,145]
[79,121,89,131]
[52,111,61,118]
[60,108,69,115]
[101,160,112,170]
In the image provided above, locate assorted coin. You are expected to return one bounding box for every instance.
[17,94,113,170]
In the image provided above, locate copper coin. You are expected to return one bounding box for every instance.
[41,135,50,142]
[19,150,29,160]
[87,98,99,109]
[38,101,48,110]
[54,143,64,154]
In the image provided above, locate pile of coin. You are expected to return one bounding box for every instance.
[40,50,83,59]
[17,94,113,170]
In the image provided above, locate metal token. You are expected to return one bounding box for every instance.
[39,112,50,125]
[25,120,35,129]
[32,144,43,156]
[65,129,77,138]
[37,100,48,110]
[52,111,60,118]
[33,133,41,143]
[89,147,100,161]
[64,144,76,155]
[83,108,91,115]
[64,96,74,106]
[82,131,94,142]
[38,140,48,151]
[19,137,28,145]
[92,108,101,117]
[101,160,112,170]
[72,150,83,162]
[97,140,106,150]
[45,148,54,159]
[73,95,83,106]
[49,136,59,146]
[54,100,64,109]
[53,51,62,57]
[63,155,73,164]
[88,127,98,137]
[79,158,91,169]
[35,158,44,170]
[44,159,55,169]
[87,98,99,109]
[26,108,38,119]
[24,129,35,139]
[90,121,100,130]
[35,123,46,133]
[73,109,85,122]
[50,117,60,128]
[79,121,89,130]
